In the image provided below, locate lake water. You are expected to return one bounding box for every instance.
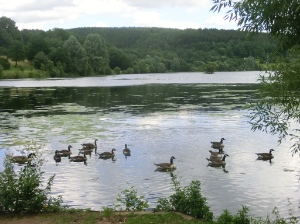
[0,71,299,218]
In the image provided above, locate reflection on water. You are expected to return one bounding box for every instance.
[0,73,299,218]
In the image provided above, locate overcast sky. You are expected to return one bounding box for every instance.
[0,0,238,31]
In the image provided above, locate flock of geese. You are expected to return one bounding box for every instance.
[10,137,275,171]
[206,138,276,168]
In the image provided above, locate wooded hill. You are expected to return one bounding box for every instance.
[0,16,278,78]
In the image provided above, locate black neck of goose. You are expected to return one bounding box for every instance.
[170,158,173,164]
[222,156,226,161]
[220,138,223,143]
[269,149,272,155]
[68,146,71,150]
[95,139,97,145]
[111,149,114,154]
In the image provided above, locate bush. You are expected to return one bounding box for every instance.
[156,176,213,221]
[0,57,10,70]
[114,186,149,211]
[0,141,62,213]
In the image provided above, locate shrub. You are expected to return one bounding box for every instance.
[114,186,149,211]
[156,176,213,221]
[0,141,62,213]
[0,57,10,70]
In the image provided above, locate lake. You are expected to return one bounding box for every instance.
[0,71,299,218]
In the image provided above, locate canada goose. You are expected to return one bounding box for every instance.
[58,145,72,157]
[12,153,36,164]
[78,147,93,154]
[98,148,116,159]
[123,144,131,155]
[70,153,87,162]
[211,138,225,148]
[256,149,275,160]
[53,150,61,163]
[209,148,224,156]
[207,154,229,166]
[82,139,98,149]
[154,156,176,171]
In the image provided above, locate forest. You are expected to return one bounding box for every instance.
[0,16,279,78]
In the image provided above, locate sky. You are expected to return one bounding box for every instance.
[0,0,239,31]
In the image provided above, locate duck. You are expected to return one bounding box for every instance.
[70,153,87,162]
[12,153,36,164]
[82,139,98,149]
[154,156,176,171]
[123,144,131,156]
[256,149,275,160]
[98,148,116,159]
[53,150,61,163]
[58,145,72,157]
[207,154,229,167]
[209,148,224,156]
[211,138,225,148]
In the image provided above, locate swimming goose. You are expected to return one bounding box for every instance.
[211,138,225,148]
[207,154,229,167]
[82,139,98,149]
[123,144,131,155]
[256,149,275,160]
[53,150,61,163]
[12,153,36,164]
[98,148,116,159]
[154,156,176,171]
[58,145,72,157]
[70,153,87,162]
[78,147,93,154]
[209,148,224,156]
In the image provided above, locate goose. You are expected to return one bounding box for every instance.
[53,150,61,163]
[70,153,87,162]
[256,149,275,160]
[58,145,72,157]
[12,153,36,164]
[78,147,93,154]
[211,138,225,148]
[98,148,116,159]
[209,148,224,156]
[207,154,229,167]
[123,144,131,155]
[82,139,98,149]
[154,156,176,171]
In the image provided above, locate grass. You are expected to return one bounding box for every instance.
[0,210,203,224]
[1,60,48,79]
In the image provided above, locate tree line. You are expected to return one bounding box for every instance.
[0,16,279,77]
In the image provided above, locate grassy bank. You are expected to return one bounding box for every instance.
[0,210,200,224]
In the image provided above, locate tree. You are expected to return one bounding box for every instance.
[84,33,110,75]
[8,40,26,67]
[211,0,300,154]
[63,35,89,76]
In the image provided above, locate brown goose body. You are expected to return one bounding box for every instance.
[154,156,176,171]
[211,138,225,148]
[256,149,275,160]
[99,148,116,159]
[207,154,229,167]
[12,153,35,164]
[82,139,98,149]
[53,150,61,163]
[58,145,72,156]
[70,153,87,162]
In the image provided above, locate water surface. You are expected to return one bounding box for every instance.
[0,72,299,218]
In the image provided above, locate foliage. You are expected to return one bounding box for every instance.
[248,48,300,155]
[211,0,300,50]
[204,62,218,74]
[156,176,213,221]
[0,141,63,213]
[0,57,10,70]
[114,186,149,211]
[63,35,89,76]
[33,51,49,69]
[83,33,110,75]
[8,40,26,67]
